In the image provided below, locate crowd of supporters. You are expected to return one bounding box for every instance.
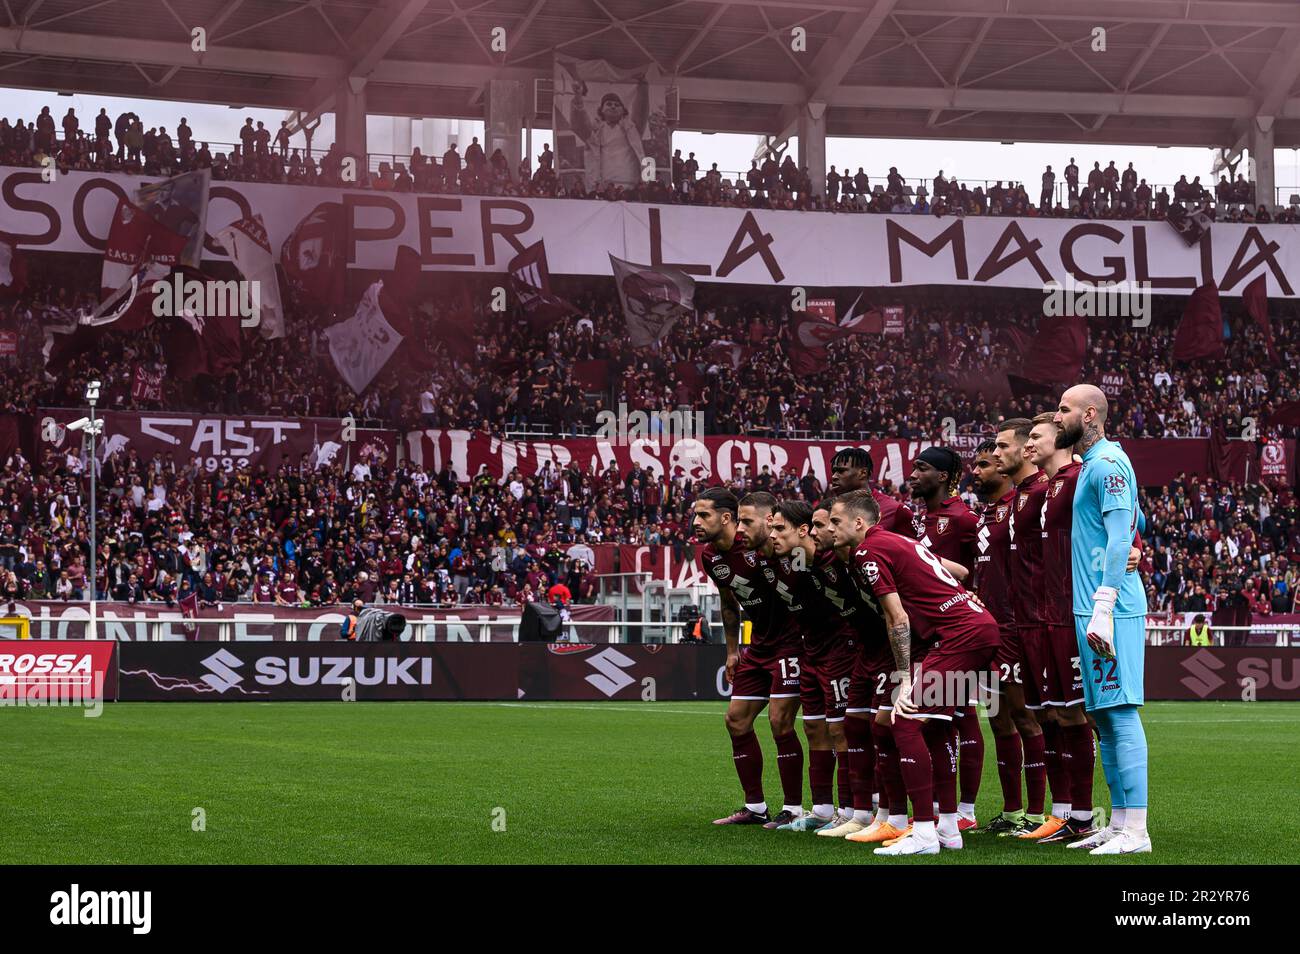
[3,256,1298,447]
[4,103,1295,221]
[3,421,1297,617]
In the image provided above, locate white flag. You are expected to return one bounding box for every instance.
[214,213,285,338]
[323,281,402,394]
[609,255,695,348]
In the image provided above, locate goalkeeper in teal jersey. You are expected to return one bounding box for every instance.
[1054,384,1152,856]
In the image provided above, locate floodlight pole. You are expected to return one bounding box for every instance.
[87,389,98,640]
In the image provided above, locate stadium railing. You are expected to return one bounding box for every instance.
[1144,624,1300,647]
[68,616,691,644]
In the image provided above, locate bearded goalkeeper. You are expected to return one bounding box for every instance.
[1053,384,1150,856]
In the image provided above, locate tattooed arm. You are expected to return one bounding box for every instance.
[879,591,917,718]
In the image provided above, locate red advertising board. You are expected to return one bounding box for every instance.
[0,640,118,702]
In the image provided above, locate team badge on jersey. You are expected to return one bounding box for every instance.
[1104,473,1128,495]
[744,551,757,566]
[935,517,950,534]
[1049,480,1064,497]
[1017,493,1028,510]
[996,505,1009,522]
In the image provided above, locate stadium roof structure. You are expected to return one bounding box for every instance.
[2,0,1299,153]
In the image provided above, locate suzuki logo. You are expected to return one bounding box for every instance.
[585,648,636,697]
[976,525,991,554]
[200,649,245,694]
[1179,648,1226,698]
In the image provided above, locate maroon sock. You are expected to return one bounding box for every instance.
[890,718,936,823]
[730,730,765,804]
[1062,722,1095,813]
[956,709,985,804]
[844,716,875,812]
[871,721,907,815]
[809,748,834,807]
[925,721,958,815]
[834,749,854,809]
[993,732,1024,813]
[1041,720,1071,807]
[1021,729,1048,816]
[773,731,805,807]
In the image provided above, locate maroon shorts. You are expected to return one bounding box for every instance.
[731,647,801,702]
[1017,625,1047,710]
[847,650,895,716]
[898,643,998,722]
[801,649,855,722]
[1043,624,1084,707]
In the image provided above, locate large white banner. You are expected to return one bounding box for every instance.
[3,166,1297,296]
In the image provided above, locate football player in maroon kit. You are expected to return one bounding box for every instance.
[830,489,1001,856]
[908,446,984,831]
[1022,412,1099,842]
[826,448,916,534]
[693,488,806,828]
[767,501,860,830]
[970,428,1048,836]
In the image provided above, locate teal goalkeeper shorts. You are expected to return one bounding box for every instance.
[1074,614,1145,710]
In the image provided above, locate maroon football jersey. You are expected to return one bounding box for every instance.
[973,490,1017,628]
[1008,470,1049,626]
[697,540,797,658]
[851,524,999,651]
[1039,461,1082,625]
[874,487,918,538]
[916,496,981,577]
[771,548,856,661]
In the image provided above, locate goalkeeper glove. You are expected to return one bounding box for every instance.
[1086,586,1118,659]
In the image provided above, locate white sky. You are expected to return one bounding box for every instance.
[6,85,1299,199]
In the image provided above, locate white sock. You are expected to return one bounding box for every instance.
[1051,802,1072,820]
[958,801,976,818]
[813,804,834,819]
[853,809,872,824]
[937,812,960,837]
[783,804,802,817]
[888,814,908,830]
[1124,808,1147,836]
[933,801,940,815]
[872,792,880,811]
[1110,807,1127,831]
[875,807,888,824]
[1070,809,1092,822]
[746,802,768,814]
[912,820,937,840]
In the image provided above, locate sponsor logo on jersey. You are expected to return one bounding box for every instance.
[823,565,837,583]
[714,564,731,581]
[864,561,880,584]
[763,567,776,583]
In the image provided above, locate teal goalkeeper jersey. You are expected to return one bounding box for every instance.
[1071,437,1148,618]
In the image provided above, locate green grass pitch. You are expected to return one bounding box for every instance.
[4,700,1296,864]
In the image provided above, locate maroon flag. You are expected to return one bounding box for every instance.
[43,258,168,370]
[377,246,434,372]
[509,241,578,332]
[1007,316,1088,398]
[101,199,186,305]
[1172,282,1224,363]
[609,255,695,348]
[1165,205,1212,247]
[1242,274,1277,363]
[1266,401,1300,428]
[131,366,164,402]
[162,269,243,380]
[280,202,346,307]
[0,235,27,297]
[708,340,750,370]
[179,591,199,641]
[788,293,886,373]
